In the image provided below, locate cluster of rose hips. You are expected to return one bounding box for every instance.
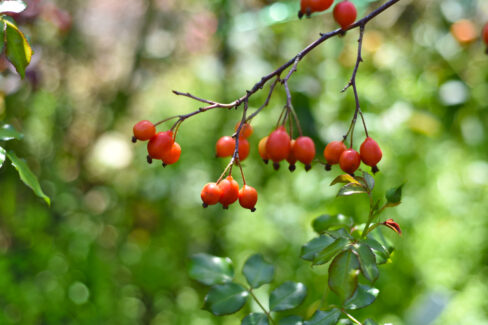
[201,177,258,212]
[132,120,181,166]
[324,137,382,174]
[299,0,357,30]
[215,123,253,161]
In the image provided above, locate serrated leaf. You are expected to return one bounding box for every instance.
[300,235,335,261]
[313,237,349,266]
[304,309,341,325]
[312,214,353,233]
[345,284,379,310]
[364,319,379,325]
[328,250,360,302]
[0,146,5,168]
[7,151,50,205]
[269,281,307,312]
[0,0,27,14]
[242,254,274,289]
[330,174,360,186]
[279,315,304,325]
[203,283,248,316]
[355,243,379,282]
[5,19,32,79]
[242,313,269,325]
[362,171,375,191]
[0,124,23,141]
[337,183,367,197]
[189,253,234,286]
[386,184,404,206]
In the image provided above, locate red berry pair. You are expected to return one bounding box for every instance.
[201,176,258,211]
[215,123,253,161]
[323,137,382,174]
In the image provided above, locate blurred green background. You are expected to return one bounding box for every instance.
[1,0,488,324]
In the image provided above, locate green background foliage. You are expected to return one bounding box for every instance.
[1,0,488,324]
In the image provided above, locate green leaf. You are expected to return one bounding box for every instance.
[4,19,33,79]
[0,1,27,14]
[0,124,23,141]
[242,313,269,325]
[0,146,5,168]
[203,283,249,316]
[304,309,341,325]
[362,171,375,191]
[362,238,390,265]
[368,228,394,255]
[313,237,349,266]
[364,319,379,325]
[269,281,307,312]
[327,228,353,240]
[355,243,379,282]
[312,214,353,233]
[0,20,5,54]
[337,183,367,197]
[189,253,234,286]
[328,250,360,302]
[300,235,335,261]
[345,284,379,310]
[330,174,360,186]
[279,315,304,325]
[242,254,274,289]
[7,151,50,205]
[385,184,404,207]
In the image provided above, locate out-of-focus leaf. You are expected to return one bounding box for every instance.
[189,253,234,286]
[312,214,353,233]
[313,237,350,266]
[364,319,379,325]
[203,283,248,316]
[328,250,360,302]
[327,228,353,240]
[279,315,304,325]
[386,184,404,206]
[0,0,27,14]
[362,171,375,190]
[330,174,360,186]
[0,124,23,141]
[0,146,5,168]
[269,281,307,312]
[7,151,50,205]
[345,284,379,310]
[242,313,269,325]
[242,254,274,288]
[4,19,33,78]
[337,183,367,197]
[300,235,335,261]
[304,308,341,325]
[355,243,379,282]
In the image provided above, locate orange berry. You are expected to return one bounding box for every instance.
[299,0,312,18]
[266,126,291,169]
[323,141,347,170]
[161,142,181,166]
[239,185,258,212]
[238,138,250,161]
[216,136,235,157]
[235,122,253,138]
[133,120,156,141]
[359,137,382,174]
[218,176,240,209]
[293,136,316,170]
[258,136,269,164]
[450,20,476,44]
[333,1,357,30]
[147,131,174,159]
[339,149,360,174]
[201,183,222,207]
[310,0,334,12]
[287,139,297,171]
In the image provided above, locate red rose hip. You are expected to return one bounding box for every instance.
[323,141,347,170]
[133,120,156,142]
[238,185,258,212]
[201,183,222,207]
[293,136,316,171]
[216,136,235,157]
[339,149,360,174]
[147,131,174,159]
[218,176,239,209]
[266,126,291,170]
[333,1,357,30]
[161,142,181,166]
[360,137,382,173]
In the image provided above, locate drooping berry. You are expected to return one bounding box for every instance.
[201,183,222,207]
[133,120,156,142]
[359,137,382,174]
[333,1,357,30]
[266,126,291,170]
[299,0,333,18]
[339,149,360,174]
[218,176,240,209]
[483,23,488,46]
[293,136,316,171]
[323,140,347,170]
[216,136,235,157]
[258,136,269,164]
[235,122,253,138]
[287,140,297,172]
[239,185,258,212]
[238,138,250,161]
[147,131,174,159]
[161,142,181,166]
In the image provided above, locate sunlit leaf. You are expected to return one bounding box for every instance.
[0,146,5,168]
[312,214,353,233]
[300,235,335,261]
[363,238,390,265]
[330,174,360,186]
[242,254,274,288]
[203,283,248,316]
[0,0,27,14]
[328,250,360,302]
[345,284,379,310]
[269,281,307,312]
[355,243,379,282]
[242,313,269,325]
[303,308,341,325]
[189,253,234,286]
[0,124,23,141]
[4,19,33,78]
[337,183,367,197]
[386,184,404,207]
[313,237,350,266]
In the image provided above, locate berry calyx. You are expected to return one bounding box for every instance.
[201,183,222,207]
[293,136,316,171]
[266,126,291,170]
[339,149,360,175]
[287,139,297,172]
[333,1,357,30]
[161,142,181,166]
[218,176,240,209]
[147,131,174,159]
[238,138,250,161]
[238,185,258,212]
[258,136,269,164]
[235,122,253,138]
[323,141,347,170]
[216,136,235,157]
[483,23,488,46]
[359,137,382,174]
[299,0,312,18]
[133,120,156,142]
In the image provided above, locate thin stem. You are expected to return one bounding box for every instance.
[246,77,280,122]
[341,309,363,325]
[249,289,276,325]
